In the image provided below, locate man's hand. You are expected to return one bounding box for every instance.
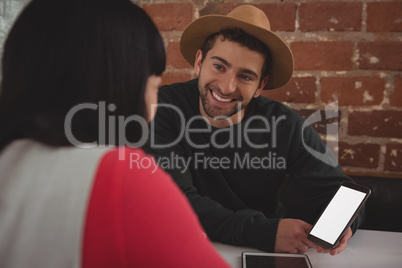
[275,218,316,253]
[315,227,352,256]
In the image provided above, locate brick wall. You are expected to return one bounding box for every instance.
[1,0,401,177]
[141,0,402,178]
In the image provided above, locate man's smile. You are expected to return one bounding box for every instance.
[209,89,237,105]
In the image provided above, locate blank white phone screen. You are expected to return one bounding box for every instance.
[310,186,366,244]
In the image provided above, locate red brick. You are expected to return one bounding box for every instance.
[299,2,362,32]
[390,77,402,107]
[199,3,235,16]
[358,42,402,70]
[338,142,380,168]
[254,3,296,31]
[162,72,192,86]
[348,111,402,138]
[143,3,193,31]
[261,77,316,103]
[291,42,354,70]
[367,2,402,32]
[321,77,384,106]
[385,144,402,172]
[296,109,340,136]
[166,41,192,69]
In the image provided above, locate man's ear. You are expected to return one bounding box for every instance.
[194,50,203,77]
[254,76,269,98]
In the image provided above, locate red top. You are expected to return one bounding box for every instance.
[82,148,229,267]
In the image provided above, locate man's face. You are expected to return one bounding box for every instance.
[195,38,268,125]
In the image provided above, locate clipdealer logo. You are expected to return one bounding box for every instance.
[301,101,339,167]
[127,151,286,174]
[63,101,339,169]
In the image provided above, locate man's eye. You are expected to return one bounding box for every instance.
[214,64,223,71]
[240,74,252,81]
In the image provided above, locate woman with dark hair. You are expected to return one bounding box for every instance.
[0,0,229,267]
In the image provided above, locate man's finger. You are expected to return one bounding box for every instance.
[302,238,315,248]
[299,220,313,232]
[297,243,309,253]
[330,228,353,255]
[316,246,330,254]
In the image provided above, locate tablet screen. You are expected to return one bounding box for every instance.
[242,252,312,268]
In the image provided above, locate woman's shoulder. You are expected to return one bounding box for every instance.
[99,147,163,175]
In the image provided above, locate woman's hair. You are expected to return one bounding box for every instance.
[0,0,165,149]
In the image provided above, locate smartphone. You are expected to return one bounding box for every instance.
[308,181,371,249]
[242,252,312,268]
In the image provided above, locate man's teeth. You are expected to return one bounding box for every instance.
[212,91,232,102]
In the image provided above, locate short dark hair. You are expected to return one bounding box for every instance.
[200,28,272,82]
[0,0,166,150]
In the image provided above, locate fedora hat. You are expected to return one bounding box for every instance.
[180,5,293,90]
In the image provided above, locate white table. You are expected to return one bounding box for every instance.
[214,229,402,268]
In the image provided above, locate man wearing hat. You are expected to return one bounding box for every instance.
[146,5,363,254]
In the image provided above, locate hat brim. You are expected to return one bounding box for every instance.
[180,15,294,90]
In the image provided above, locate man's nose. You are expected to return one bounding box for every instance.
[218,74,237,95]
